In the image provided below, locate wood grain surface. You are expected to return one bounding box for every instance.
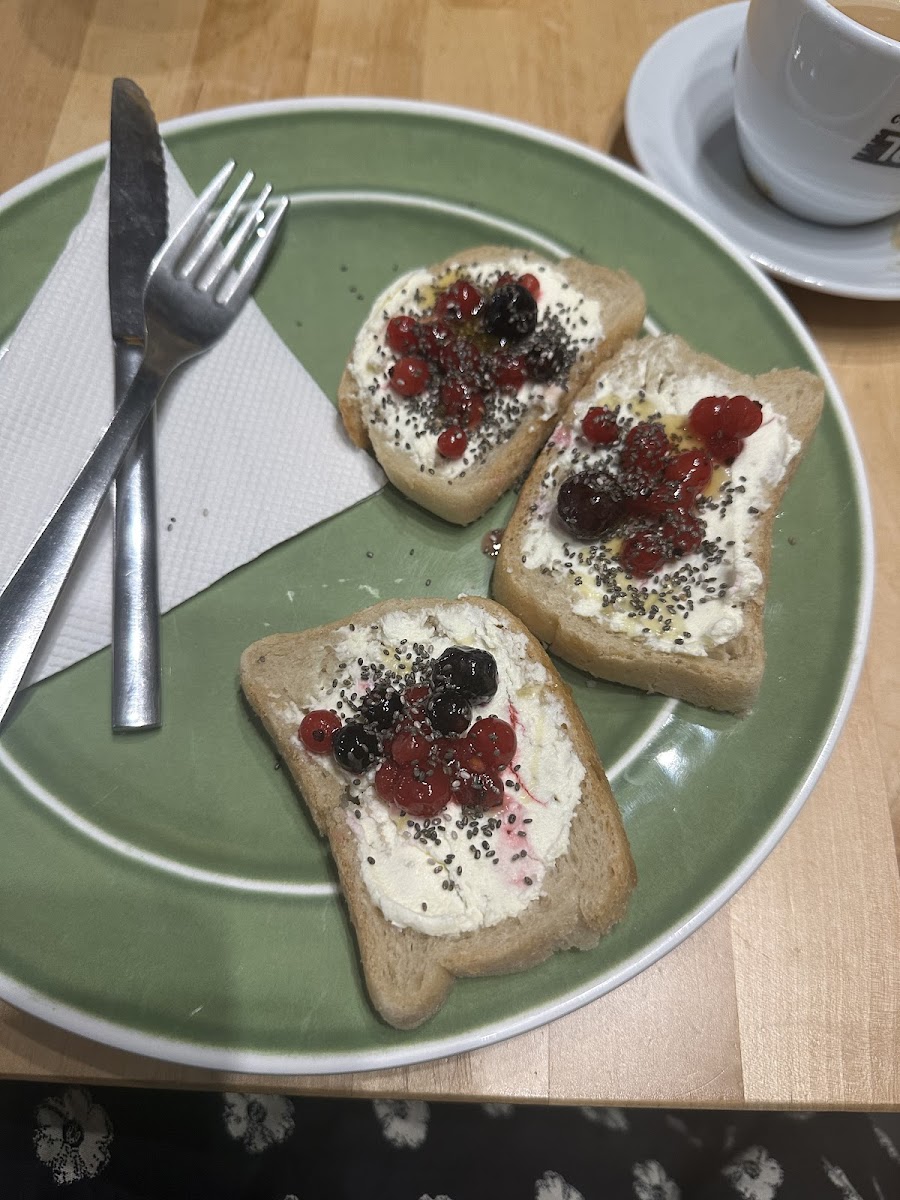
[0,0,897,1108]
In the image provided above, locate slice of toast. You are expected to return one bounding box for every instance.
[338,246,645,526]
[492,336,824,714]
[240,596,636,1029]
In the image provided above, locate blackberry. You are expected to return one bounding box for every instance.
[433,647,499,704]
[481,283,538,343]
[332,724,380,773]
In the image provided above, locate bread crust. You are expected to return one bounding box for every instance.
[240,596,636,1029]
[338,246,646,526]
[492,336,824,714]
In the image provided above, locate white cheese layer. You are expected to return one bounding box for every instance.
[348,255,606,477]
[297,603,586,936]
[519,337,800,654]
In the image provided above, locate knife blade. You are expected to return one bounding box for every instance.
[108,77,168,731]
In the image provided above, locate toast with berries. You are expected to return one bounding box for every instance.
[338,246,645,526]
[240,596,636,1029]
[492,336,824,714]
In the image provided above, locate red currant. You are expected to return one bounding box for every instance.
[419,320,456,365]
[627,479,690,517]
[437,426,468,459]
[493,353,528,391]
[688,395,727,441]
[707,431,744,465]
[469,717,517,770]
[518,272,541,298]
[664,449,713,492]
[389,730,431,765]
[299,710,341,754]
[385,314,420,355]
[721,395,763,438]
[581,406,619,446]
[379,761,451,817]
[621,421,671,476]
[458,395,485,429]
[661,510,705,558]
[435,279,483,321]
[440,377,477,416]
[389,356,430,397]
[620,530,666,578]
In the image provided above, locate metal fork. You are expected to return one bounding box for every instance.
[0,162,289,729]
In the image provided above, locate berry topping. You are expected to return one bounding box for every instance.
[661,510,705,557]
[375,760,450,818]
[688,394,762,450]
[435,279,483,321]
[437,426,468,459]
[481,283,538,343]
[688,395,727,441]
[458,394,486,429]
[389,355,430,397]
[385,314,420,355]
[621,421,670,477]
[664,449,713,493]
[359,684,403,731]
[457,768,505,809]
[556,472,625,540]
[419,319,457,366]
[332,723,381,774]
[626,479,692,518]
[518,272,541,298]
[434,647,499,704]
[492,352,528,392]
[581,406,619,446]
[299,710,341,755]
[389,729,432,765]
[720,394,763,438]
[525,334,569,383]
[620,530,666,578]
[469,716,517,770]
[426,687,472,735]
[440,377,477,416]
[706,432,744,465]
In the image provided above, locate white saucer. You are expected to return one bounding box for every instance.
[625,1,900,301]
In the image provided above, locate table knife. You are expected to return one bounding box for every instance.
[108,78,168,730]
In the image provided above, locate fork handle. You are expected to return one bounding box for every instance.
[0,358,169,728]
[112,344,161,731]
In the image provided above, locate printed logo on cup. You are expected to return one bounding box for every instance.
[854,116,900,165]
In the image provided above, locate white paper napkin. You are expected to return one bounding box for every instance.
[0,149,384,684]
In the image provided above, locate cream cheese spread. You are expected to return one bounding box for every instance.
[348,255,606,478]
[519,337,800,654]
[296,603,586,936]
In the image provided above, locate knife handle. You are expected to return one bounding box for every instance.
[0,360,167,731]
[112,341,161,730]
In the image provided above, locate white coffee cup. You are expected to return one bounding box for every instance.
[733,0,900,225]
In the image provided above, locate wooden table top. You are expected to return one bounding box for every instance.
[0,0,897,1109]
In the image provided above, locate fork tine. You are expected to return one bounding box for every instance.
[197,182,272,293]
[215,196,289,307]
[179,169,256,280]
[157,160,236,272]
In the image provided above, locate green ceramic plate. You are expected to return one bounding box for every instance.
[0,100,872,1073]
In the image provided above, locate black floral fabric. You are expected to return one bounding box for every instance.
[0,1083,897,1199]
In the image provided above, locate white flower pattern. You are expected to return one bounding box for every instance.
[222,1092,294,1154]
[373,1099,430,1148]
[580,1106,630,1131]
[534,1169,586,1200]
[822,1158,864,1199]
[33,1087,113,1185]
[633,1159,681,1200]
[723,1146,784,1199]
